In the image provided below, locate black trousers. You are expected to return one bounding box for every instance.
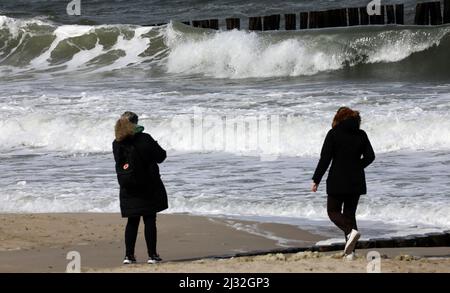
[125,214,157,257]
[327,194,360,237]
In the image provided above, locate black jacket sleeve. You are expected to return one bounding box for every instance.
[146,134,167,164]
[312,130,334,185]
[361,131,375,168]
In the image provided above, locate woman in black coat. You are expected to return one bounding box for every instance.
[113,111,168,264]
[312,107,375,257]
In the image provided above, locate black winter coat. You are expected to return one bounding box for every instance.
[312,117,375,196]
[113,132,168,217]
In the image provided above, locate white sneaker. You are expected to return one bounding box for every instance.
[147,254,162,264]
[344,252,356,261]
[123,255,137,264]
[344,229,360,255]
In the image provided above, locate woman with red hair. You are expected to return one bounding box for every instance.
[312,107,375,259]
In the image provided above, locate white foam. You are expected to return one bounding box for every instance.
[89,26,154,73]
[166,192,450,229]
[164,25,450,78]
[0,109,449,155]
[357,198,450,228]
[0,16,49,66]
[220,220,300,247]
[367,30,444,63]
[0,15,48,38]
[26,23,155,72]
[0,113,114,152]
[165,28,342,78]
[1,186,448,232]
[28,25,94,69]
[0,192,120,213]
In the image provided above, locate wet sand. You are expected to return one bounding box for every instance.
[0,213,322,272]
[0,213,448,273]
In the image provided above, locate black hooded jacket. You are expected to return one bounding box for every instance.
[113,129,168,217]
[312,117,375,196]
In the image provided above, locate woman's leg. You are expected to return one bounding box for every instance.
[343,195,361,253]
[327,195,353,235]
[125,216,140,257]
[343,194,361,231]
[143,213,157,257]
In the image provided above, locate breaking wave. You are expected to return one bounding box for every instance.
[1,15,450,79]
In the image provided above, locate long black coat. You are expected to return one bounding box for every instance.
[312,117,375,196]
[113,132,168,217]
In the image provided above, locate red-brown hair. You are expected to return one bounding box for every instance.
[332,107,360,128]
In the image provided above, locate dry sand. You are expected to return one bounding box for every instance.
[0,213,448,273]
[91,249,450,273]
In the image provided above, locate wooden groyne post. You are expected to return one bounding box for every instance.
[396,4,405,24]
[445,0,450,23]
[308,9,347,29]
[299,12,308,29]
[182,1,449,30]
[226,18,240,30]
[263,15,280,30]
[348,8,359,26]
[284,14,296,30]
[192,19,219,30]
[430,1,443,25]
[415,1,444,25]
[386,5,396,24]
[249,16,262,30]
[209,19,219,30]
[360,7,370,25]
[370,5,385,24]
[415,3,429,25]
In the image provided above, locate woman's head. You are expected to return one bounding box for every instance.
[115,111,139,142]
[332,107,361,128]
[121,111,138,124]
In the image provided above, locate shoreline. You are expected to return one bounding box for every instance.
[0,213,448,273]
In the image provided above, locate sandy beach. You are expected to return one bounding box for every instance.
[0,213,323,272]
[91,249,450,273]
[0,213,449,273]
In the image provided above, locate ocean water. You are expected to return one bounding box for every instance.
[0,0,449,240]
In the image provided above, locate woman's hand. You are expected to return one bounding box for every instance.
[311,182,318,192]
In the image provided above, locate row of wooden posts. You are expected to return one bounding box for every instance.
[173,1,450,30]
[415,0,450,24]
